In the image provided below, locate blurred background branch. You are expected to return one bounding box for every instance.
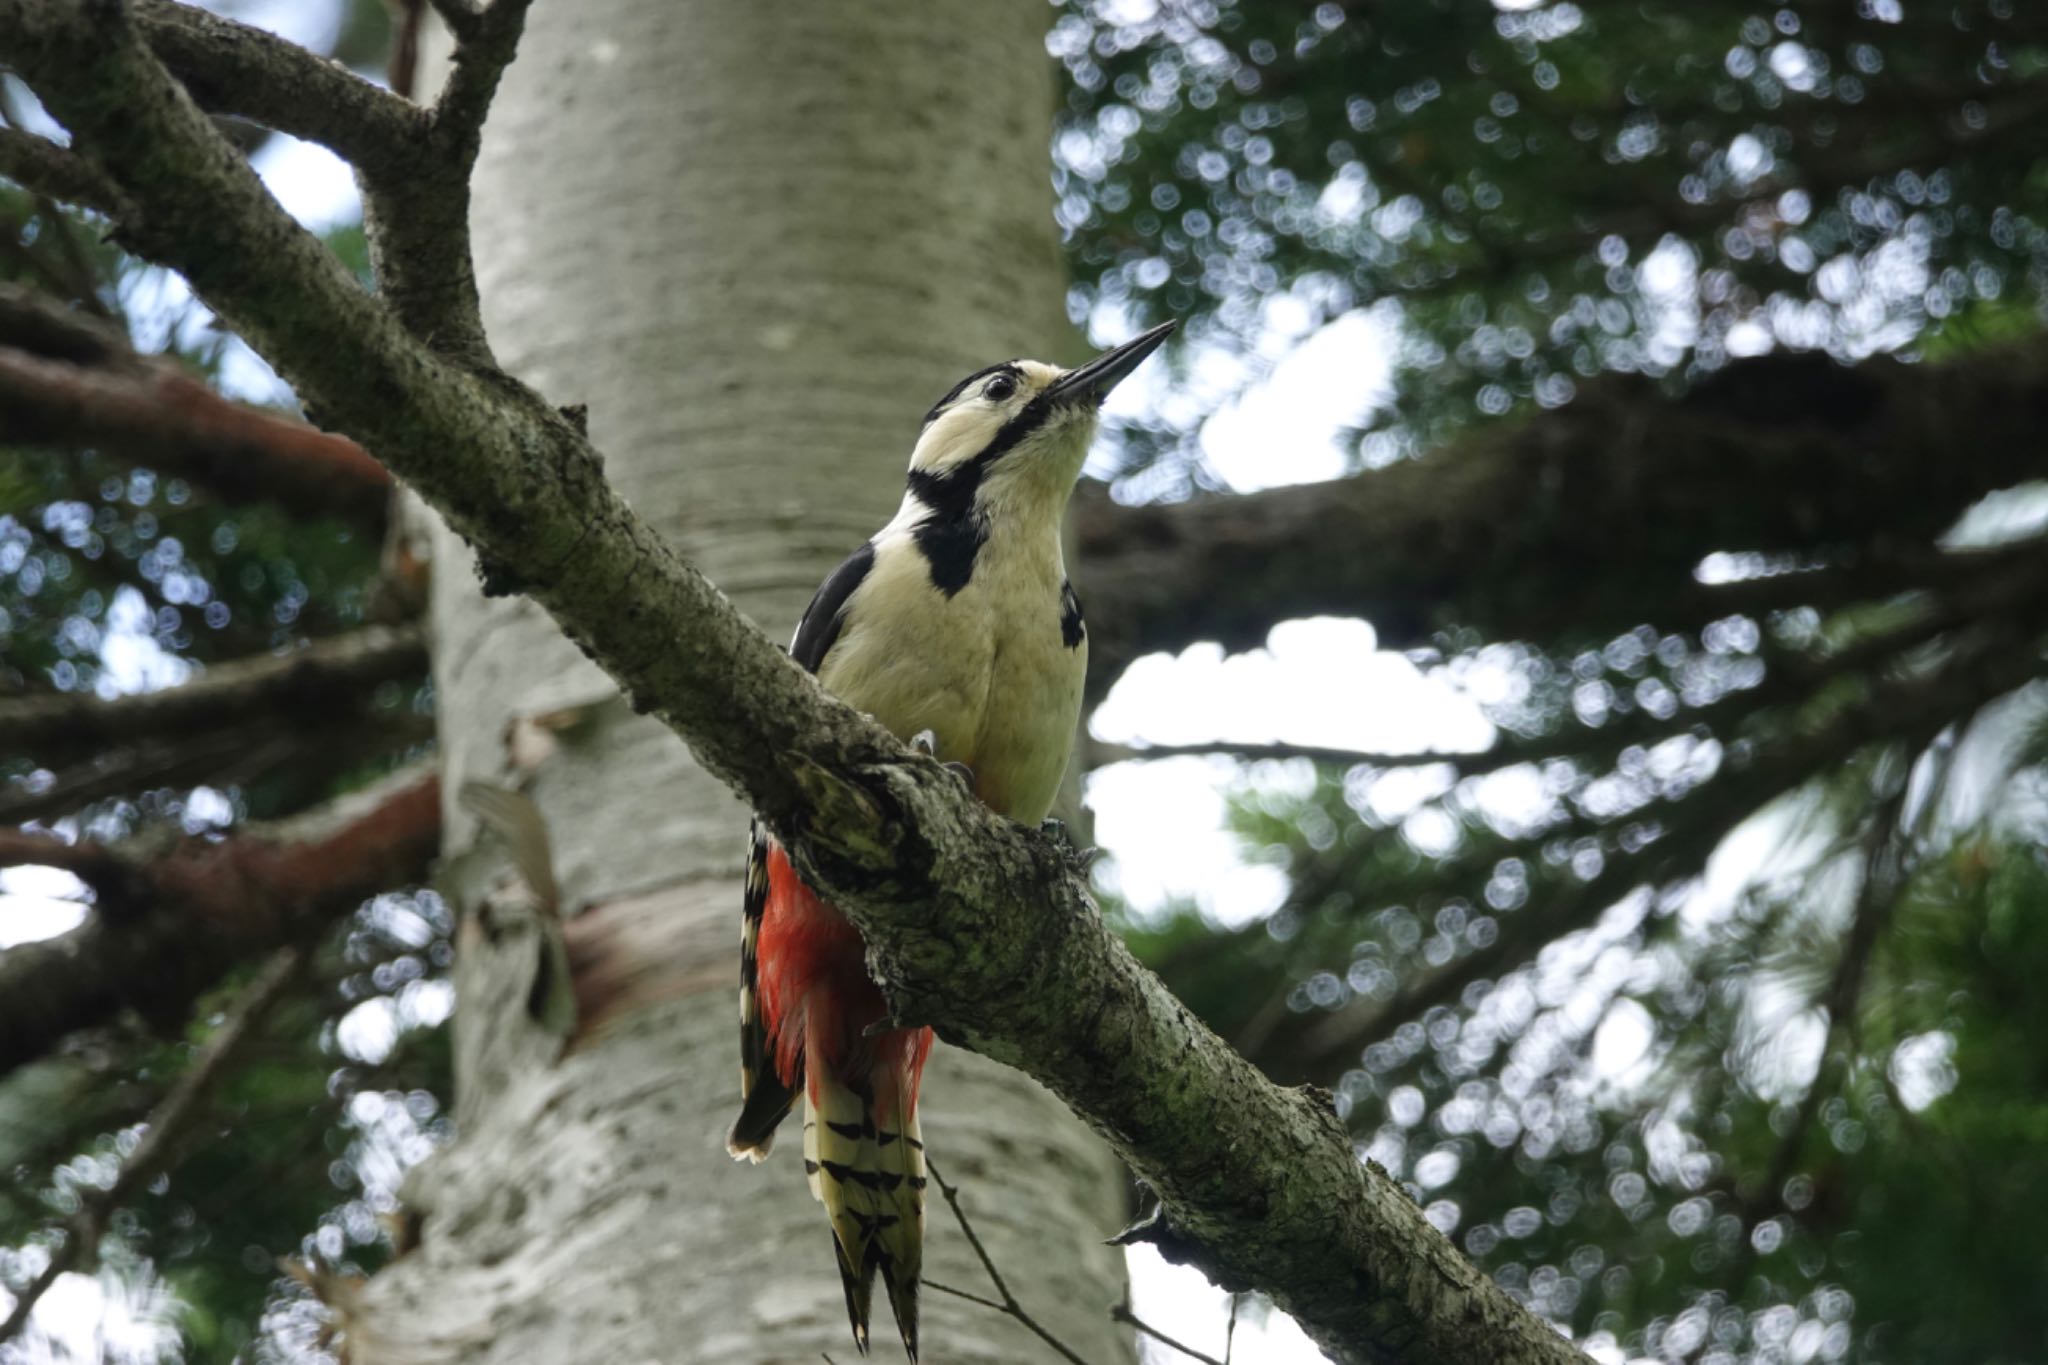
[0,283,392,526]
[0,762,438,1075]
[1076,342,2048,685]
[0,621,423,771]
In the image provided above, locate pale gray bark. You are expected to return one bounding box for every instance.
[356,5,1133,1361]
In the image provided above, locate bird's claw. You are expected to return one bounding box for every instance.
[911,730,976,793]
[1040,818,1100,873]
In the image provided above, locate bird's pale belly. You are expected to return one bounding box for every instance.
[815,578,1083,824]
[828,645,1081,824]
[967,628,1084,824]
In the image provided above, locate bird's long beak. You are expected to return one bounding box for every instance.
[1048,319,1176,408]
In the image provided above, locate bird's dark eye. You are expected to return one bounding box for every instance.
[984,374,1017,402]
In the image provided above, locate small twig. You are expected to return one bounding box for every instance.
[0,127,128,217]
[923,1159,1020,1310]
[923,1278,1012,1315]
[923,1158,1089,1365]
[0,947,303,1347]
[1224,1294,1239,1365]
[1088,738,1475,771]
[134,0,428,175]
[1112,1293,1228,1365]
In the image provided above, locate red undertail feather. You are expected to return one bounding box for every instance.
[729,832,933,1359]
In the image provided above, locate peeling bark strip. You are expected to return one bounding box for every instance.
[0,763,438,1074]
[1,4,1584,1359]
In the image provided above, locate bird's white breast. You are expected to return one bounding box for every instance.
[815,520,1083,825]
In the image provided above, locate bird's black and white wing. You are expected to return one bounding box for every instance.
[790,540,878,673]
[726,539,880,1159]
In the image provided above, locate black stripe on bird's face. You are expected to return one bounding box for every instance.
[905,388,1065,595]
[920,361,1024,429]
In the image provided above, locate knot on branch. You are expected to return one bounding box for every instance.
[1109,1197,1227,1281]
[473,552,530,599]
[785,751,905,875]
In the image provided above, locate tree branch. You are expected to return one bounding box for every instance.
[0,283,393,523]
[1076,344,2048,681]
[0,622,424,768]
[0,762,438,1074]
[0,827,134,895]
[0,945,301,1347]
[2,7,1581,1359]
[0,708,430,825]
[1275,626,2045,1079]
[1093,542,2048,788]
[0,340,390,517]
[132,0,426,176]
[360,0,533,358]
[0,126,127,214]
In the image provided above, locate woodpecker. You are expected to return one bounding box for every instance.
[723,321,1175,1359]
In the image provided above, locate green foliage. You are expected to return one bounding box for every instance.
[0,446,376,689]
[0,893,455,1363]
[0,194,411,830]
[1057,0,2048,477]
[1131,710,2048,1358]
[1068,4,2048,1354]
[2,11,439,1351]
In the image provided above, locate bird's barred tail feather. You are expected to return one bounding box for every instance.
[729,825,930,1357]
[805,1064,927,1360]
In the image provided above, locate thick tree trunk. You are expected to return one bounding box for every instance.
[354,5,1133,1362]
